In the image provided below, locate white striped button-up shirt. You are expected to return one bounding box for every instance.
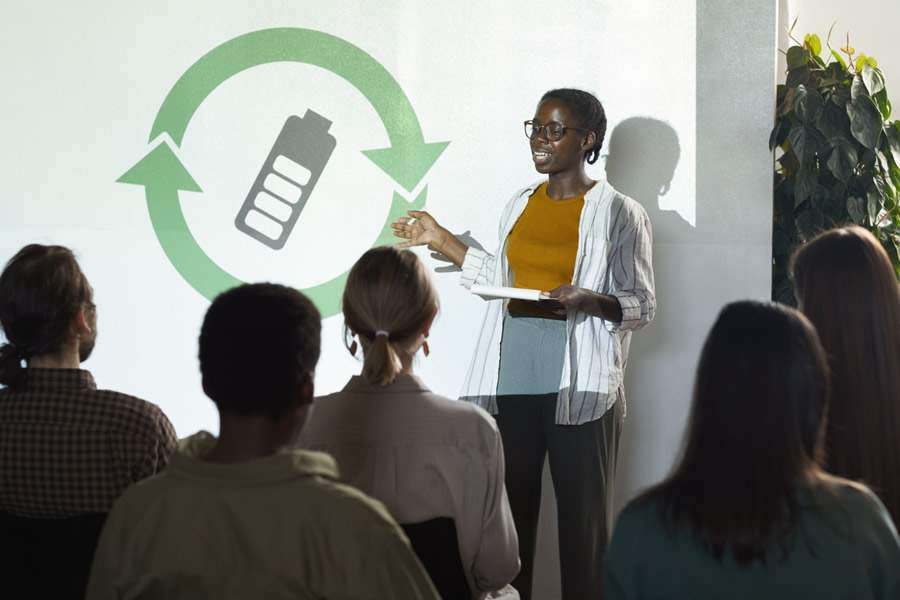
[459,178,655,425]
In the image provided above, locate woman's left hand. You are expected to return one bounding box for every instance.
[547,286,624,322]
[546,285,597,313]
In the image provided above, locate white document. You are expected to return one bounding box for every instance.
[470,284,550,302]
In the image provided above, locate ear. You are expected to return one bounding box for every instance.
[72,305,92,337]
[581,130,597,152]
[299,374,314,405]
[421,307,438,338]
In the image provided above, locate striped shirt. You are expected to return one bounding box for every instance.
[0,368,176,518]
[459,178,655,425]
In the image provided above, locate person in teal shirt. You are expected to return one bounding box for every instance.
[604,301,900,600]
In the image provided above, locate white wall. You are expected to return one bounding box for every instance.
[782,0,900,81]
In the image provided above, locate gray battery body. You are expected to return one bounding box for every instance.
[235,109,336,250]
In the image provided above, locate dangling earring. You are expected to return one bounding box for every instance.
[349,340,358,357]
[422,340,430,357]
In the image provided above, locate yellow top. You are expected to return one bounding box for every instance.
[506,182,584,317]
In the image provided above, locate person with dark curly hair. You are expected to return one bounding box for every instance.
[393,88,655,599]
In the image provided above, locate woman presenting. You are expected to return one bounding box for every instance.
[393,88,655,600]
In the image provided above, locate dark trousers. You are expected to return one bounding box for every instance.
[496,393,622,600]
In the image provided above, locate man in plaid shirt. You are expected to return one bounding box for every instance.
[0,244,176,518]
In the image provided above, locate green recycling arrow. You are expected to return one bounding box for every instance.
[150,28,448,192]
[119,28,442,316]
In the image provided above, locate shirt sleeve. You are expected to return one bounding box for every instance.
[470,425,520,592]
[133,408,177,482]
[605,210,656,332]
[460,246,499,289]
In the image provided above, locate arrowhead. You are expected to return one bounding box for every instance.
[117,141,202,192]
[362,139,449,193]
[375,187,428,247]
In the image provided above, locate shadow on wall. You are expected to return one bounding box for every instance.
[603,117,695,515]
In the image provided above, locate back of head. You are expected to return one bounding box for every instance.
[199,283,321,418]
[646,300,829,564]
[791,225,900,521]
[343,247,438,386]
[0,244,92,388]
[541,88,607,164]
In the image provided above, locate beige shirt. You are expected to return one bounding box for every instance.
[85,432,439,600]
[298,375,520,597]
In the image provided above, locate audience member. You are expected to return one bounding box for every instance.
[298,247,520,599]
[604,301,900,599]
[0,244,176,598]
[85,283,438,599]
[792,225,900,524]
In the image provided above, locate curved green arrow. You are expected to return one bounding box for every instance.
[119,141,428,313]
[151,28,448,192]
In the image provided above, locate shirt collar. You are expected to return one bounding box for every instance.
[340,373,431,394]
[19,368,97,392]
[169,431,340,484]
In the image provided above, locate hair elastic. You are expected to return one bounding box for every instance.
[374,330,390,338]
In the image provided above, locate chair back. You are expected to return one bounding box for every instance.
[0,511,107,599]
[402,517,470,600]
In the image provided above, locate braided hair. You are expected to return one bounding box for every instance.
[540,88,607,164]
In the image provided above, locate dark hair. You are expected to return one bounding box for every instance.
[541,88,607,164]
[199,283,321,419]
[0,244,92,388]
[343,247,438,386]
[791,225,900,524]
[638,301,830,565]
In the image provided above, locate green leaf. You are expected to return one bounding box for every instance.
[796,86,824,123]
[794,167,817,208]
[884,123,900,165]
[830,48,848,71]
[788,124,816,164]
[831,84,851,107]
[786,66,810,88]
[847,195,867,223]
[851,74,869,100]
[797,208,826,240]
[862,64,886,95]
[868,189,883,225]
[827,138,858,182]
[769,118,790,151]
[874,90,892,120]
[817,101,851,139]
[787,46,809,69]
[804,34,822,57]
[847,94,884,149]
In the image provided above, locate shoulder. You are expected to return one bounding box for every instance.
[90,389,174,438]
[817,476,895,525]
[422,392,502,453]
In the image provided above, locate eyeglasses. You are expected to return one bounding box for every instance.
[524,120,588,142]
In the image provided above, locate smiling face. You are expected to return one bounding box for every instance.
[529,98,592,175]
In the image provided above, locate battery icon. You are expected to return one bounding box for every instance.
[235,109,336,250]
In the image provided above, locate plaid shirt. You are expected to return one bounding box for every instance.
[0,368,176,518]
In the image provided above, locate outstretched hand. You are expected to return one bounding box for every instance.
[391,210,445,251]
[391,210,469,267]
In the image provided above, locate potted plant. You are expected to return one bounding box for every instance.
[770,26,900,304]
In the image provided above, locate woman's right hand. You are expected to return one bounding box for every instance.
[391,210,469,267]
[391,210,446,251]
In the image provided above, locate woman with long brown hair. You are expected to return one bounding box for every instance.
[791,225,900,524]
[604,301,900,599]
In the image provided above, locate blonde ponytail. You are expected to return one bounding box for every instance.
[360,334,404,386]
[343,247,439,386]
